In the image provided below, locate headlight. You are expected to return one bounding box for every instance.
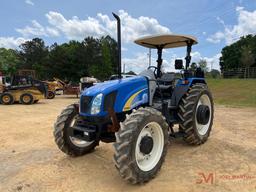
[90,93,103,114]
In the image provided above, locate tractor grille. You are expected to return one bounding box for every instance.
[80,96,93,113]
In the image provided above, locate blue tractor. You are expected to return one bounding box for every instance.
[54,13,214,184]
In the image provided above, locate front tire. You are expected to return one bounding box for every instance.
[113,107,169,184]
[0,93,14,105]
[54,104,97,156]
[178,83,214,145]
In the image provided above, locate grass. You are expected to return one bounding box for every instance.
[206,78,256,107]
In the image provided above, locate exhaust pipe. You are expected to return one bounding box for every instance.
[112,12,122,79]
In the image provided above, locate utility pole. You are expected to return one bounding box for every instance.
[148,48,151,67]
[123,63,125,74]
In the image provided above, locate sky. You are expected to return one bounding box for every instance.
[1,0,256,73]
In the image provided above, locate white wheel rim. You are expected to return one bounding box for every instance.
[195,94,212,136]
[135,122,164,172]
[69,116,94,147]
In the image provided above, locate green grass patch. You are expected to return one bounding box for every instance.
[206,78,256,107]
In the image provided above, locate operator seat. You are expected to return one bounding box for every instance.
[157,72,175,90]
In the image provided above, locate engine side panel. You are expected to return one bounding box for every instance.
[112,77,149,113]
[122,87,148,111]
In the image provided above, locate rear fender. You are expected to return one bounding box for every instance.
[171,78,206,106]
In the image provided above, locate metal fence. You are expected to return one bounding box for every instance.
[222,67,256,78]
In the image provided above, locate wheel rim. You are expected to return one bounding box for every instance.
[23,95,30,103]
[69,115,94,147]
[195,94,212,135]
[135,122,164,172]
[3,95,10,103]
[48,92,54,98]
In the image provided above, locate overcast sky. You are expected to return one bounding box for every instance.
[1,0,256,73]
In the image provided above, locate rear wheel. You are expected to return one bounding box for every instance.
[20,93,34,105]
[54,104,97,156]
[47,91,55,99]
[113,107,169,184]
[0,93,14,105]
[178,83,214,145]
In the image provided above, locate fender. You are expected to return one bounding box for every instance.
[171,78,206,106]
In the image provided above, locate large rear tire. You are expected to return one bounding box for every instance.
[53,104,97,156]
[178,83,214,145]
[113,107,169,184]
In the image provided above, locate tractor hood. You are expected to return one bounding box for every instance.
[80,76,149,116]
[83,76,144,96]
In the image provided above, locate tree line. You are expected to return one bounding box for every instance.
[220,34,256,72]
[0,36,119,81]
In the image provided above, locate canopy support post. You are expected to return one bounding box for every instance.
[184,41,193,79]
[185,41,193,70]
[156,46,163,78]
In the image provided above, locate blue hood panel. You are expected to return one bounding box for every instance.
[83,76,146,96]
[80,76,149,116]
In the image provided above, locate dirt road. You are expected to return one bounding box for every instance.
[0,96,255,192]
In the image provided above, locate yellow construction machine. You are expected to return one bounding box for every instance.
[0,75,47,105]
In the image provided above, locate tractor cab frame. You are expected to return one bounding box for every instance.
[135,34,197,78]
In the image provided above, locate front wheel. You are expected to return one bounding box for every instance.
[47,91,55,99]
[113,107,169,184]
[178,83,214,145]
[53,104,97,156]
[0,93,14,105]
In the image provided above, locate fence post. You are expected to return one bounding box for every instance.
[223,67,256,79]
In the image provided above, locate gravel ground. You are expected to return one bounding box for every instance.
[0,96,255,192]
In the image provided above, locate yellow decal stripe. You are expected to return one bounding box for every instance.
[123,88,146,111]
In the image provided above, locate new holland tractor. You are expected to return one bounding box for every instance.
[54,13,214,184]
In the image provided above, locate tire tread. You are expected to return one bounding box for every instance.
[113,107,169,184]
[178,83,214,145]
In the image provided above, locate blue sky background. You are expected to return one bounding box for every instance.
[1,0,256,73]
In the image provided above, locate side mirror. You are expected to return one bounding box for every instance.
[175,59,183,69]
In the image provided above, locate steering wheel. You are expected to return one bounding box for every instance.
[147,66,162,78]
